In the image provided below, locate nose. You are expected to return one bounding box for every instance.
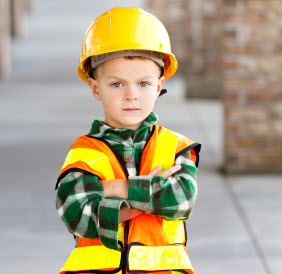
[124,86,138,101]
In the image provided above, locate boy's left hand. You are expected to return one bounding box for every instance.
[148,165,181,178]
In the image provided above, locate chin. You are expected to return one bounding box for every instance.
[120,118,143,129]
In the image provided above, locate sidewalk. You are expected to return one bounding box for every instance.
[0,1,281,273]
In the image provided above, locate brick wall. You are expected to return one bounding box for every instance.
[147,0,282,173]
[147,0,222,98]
[222,0,282,173]
[185,0,222,98]
[147,0,190,73]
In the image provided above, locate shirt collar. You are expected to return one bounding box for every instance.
[88,112,158,138]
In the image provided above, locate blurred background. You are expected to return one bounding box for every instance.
[0,0,281,273]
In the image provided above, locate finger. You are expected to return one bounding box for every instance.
[159,165,181,179]
[148,165,161,176]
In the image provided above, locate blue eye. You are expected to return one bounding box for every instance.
[139,82,149,87]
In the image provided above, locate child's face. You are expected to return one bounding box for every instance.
[88,57,165,130]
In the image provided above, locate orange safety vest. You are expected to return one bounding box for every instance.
[56,125,201,274]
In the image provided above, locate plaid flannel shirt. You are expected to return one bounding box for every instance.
[56,112,199,251]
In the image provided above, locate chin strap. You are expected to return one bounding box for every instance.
[159,89,167,97]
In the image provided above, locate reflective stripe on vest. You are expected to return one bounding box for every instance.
[60,224,125,274]
[58,125,197,274]
[61,147,116,180]
[127,244,193,273]
[61,245,122,273]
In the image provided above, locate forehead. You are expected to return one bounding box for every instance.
[96,57,161,78]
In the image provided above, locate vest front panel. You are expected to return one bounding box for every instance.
[57,125,197,274]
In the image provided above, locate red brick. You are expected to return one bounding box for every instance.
[228,106,269,121]
[224,77,267,88]
[269,2,282,11]
[224,92,239,104]
[245,0,272,10]
[246,27,282,41]
[224,0,238,10]
[236,57,282,73]
[246,121,282,137]
[224,44,267,54]
[223,60,238,70]
[228,138,268,150]
[224,12,268,23]
[246,153,282,167]
[273,43,282,53]
[246,91,282,102]
[268,10,282,24]
[226,123,240,135]
[274,138,282,150]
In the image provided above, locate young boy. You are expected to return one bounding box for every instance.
[56,7,201,274]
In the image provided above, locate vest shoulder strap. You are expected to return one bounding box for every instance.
[175,135,201,168]
[56,136,127,189]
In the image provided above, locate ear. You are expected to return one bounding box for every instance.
[88,78,101,101]
[156,76,165,97]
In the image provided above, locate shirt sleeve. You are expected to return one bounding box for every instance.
[56,171,128,251]
[127,148,198,220]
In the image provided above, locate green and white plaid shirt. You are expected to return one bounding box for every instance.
[56,112,200,251]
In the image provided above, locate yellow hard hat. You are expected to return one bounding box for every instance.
[77,7,178,82]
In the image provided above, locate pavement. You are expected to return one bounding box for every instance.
[0,1,281,274]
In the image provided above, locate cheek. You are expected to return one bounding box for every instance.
[100,89,112,100]
[144,91,158,104]
[101,92,120,108]
[141,98,156,112]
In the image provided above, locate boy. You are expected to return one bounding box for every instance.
[56,7,201,274]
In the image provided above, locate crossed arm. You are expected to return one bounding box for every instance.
[56,150,198,250]
[101,164,182,223]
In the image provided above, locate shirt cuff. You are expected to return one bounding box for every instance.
[98,197,129,251]
[127,175,152,211]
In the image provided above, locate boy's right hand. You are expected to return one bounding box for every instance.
[148,165,181,179]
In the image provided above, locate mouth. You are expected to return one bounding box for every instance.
[122,108,140,111]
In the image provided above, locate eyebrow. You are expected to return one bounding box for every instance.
[106,75,155,80]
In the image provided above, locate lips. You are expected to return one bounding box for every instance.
[122,108,140,111]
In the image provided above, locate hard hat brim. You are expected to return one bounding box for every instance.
[77,50,177,83]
